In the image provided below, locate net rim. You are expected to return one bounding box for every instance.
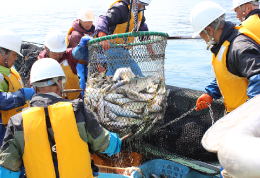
[88,31,169,45]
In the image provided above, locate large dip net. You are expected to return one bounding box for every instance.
[85,31,169,140]
[14,39,225,176]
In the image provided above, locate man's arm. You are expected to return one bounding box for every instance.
[228,35,260,99]
[94,1,129,36]
[205,79,222,100]
[0,88,34,111]
[0,117,23,172]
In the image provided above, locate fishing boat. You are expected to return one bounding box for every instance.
[14,40,224,178]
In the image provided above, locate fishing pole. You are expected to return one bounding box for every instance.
[167,36,201,40]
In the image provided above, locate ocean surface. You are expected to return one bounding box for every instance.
[0,0,240,91]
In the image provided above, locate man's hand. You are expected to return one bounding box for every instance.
[195,93,212,111]
[98,31,110,51]
[147,44,155,60]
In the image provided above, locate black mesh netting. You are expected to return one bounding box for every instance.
[138,85,225,162]
[14,42,44,87]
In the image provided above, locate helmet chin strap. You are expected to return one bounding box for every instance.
[0,47,11,68]
[239,5,246,21]
[53,77,65,97]
[203,18,221,50]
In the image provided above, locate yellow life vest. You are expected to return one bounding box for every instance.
[212,26,260,112]
[1,68,29,125]
[241,14,260,39]
[110,0,143,43]
[60,59,81,100]
[65,27,75,47]
[22,102,93,178]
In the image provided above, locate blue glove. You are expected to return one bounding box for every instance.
[0,166,20,178]
[72,36,93,61]
[103,131,121,157]
[79,35,94,47]
[23,87,36,101]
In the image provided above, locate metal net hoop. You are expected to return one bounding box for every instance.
[85,31,169,139]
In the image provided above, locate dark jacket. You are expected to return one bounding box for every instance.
[206,21,260,99]
[0,93,110,172]
[68,19,95,48]
[246,9,260,20]
[94,0,148,36]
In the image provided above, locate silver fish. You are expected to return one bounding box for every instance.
[122,101,147,114]
[97,94,105,122]
[112,98,133,105]
[104,93,125,102]
[104,101,142,118]
[122,75,154,92]
[108,79,129,92]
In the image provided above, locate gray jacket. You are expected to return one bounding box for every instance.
[0,93,110,172]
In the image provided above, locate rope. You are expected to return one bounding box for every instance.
[157,106,197,130]
[133,0,138,32]
[155,103,215,131]
[125,0,134,33]
[96,164,142,175]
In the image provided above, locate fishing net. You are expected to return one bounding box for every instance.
[14,42,44,87]
[92,85,224,176]
[85,31,168,139]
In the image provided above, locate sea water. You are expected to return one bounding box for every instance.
[0,0,240,91]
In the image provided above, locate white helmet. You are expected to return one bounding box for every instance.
[30,58,67,88]
[231,0,258,11]
[78,7,95,22]
[190,1,226,38]
[44,30,67,53]
[0,29,23,56]
[138,0,151,5]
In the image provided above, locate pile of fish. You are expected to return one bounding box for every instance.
[84,68,168,138]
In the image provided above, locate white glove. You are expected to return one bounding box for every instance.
[112,67,135,81]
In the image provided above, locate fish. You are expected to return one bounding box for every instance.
[97,94,105,122]
[122,101,147,114]
[121,75,155,92]
[108,79,129,92]
[111,98,133,105]
[104,107,118,121]
[104,101,142,118]
[85,87,102,101]
[104,93,125,102]
[124,89,155,102]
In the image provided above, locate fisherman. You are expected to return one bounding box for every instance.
[38,30,82,100]
[0,29,35,146]
[232,0,260,39]
[232,0,259,23]
[93,0,154,77]
[190,1,260,177]
[0,58,121,178]
[66,7,96,98]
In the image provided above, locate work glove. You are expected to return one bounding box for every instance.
[23,87,36,101]
[195,93,212,111]
[98,31,110,51]
[79,35,93,47]
[103,131,121,157]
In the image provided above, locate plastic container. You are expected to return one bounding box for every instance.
[99,172,132,178]
[131,159,190,178]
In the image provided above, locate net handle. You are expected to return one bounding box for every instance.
[87,31,169,45]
